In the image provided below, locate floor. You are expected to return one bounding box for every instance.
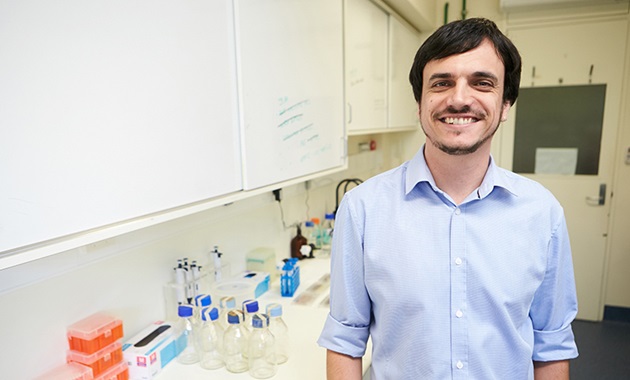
[570,319,630,379]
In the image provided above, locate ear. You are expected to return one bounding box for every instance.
[500,101,511,122]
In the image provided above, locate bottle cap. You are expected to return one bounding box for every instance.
[252,313,269,329]
[242,299,259,313]
[227,310,243,324]
[305,220,314,227]
[266,303,283,317]
[202,307,220,322]
[311,217,320,225]
[325,213,335,220]
[178,305,194,318]
[220,296,236,309]
[201,307,210,321]
[195,294,211,307]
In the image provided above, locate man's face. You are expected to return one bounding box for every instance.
[419,39,511,155]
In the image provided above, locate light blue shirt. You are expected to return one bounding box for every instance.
[318,147,578,379]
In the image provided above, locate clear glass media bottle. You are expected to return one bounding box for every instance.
[223,310,249,373]
[198,307,224,370]
[266,303,289,364]
[242,299,259,333]
[219,296,236,331]
[175,305,200,365]
[248,313,277,379]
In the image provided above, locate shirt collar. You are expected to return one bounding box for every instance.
[404,145,519,198]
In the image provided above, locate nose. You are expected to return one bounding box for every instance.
[447,79,472,109]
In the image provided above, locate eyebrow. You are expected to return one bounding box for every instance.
[428,71,499,82]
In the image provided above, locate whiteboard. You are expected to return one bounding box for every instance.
[0,0,242,253]
[235,0,345,190]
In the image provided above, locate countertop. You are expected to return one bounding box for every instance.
[158,255,372,380]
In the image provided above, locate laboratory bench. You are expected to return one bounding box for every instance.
[158,255,372,380]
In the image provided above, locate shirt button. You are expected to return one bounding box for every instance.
[455,257,463,265]
[454,208,461,215]
[456,361,464,369]
[456,309,463,318]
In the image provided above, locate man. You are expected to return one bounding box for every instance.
[318,18,578,379]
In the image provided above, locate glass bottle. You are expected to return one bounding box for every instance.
[248,313,277,379]
[290,225,308,259]
[242,299,259,333]
[321,213,335,256]
[175,305,200,365]
[266,303,289,364]
[198,307,224,370]
[219,296,236,331]
[193,294,212,323]
[223,310,249,373]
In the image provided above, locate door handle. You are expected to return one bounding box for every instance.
[585,183,606,206]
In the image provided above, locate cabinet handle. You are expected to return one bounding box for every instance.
[347,103,352,124]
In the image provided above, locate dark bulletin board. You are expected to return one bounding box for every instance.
[512,85,606,175]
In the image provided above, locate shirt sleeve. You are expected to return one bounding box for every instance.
[530,211,579,362]
[317,191,371,358]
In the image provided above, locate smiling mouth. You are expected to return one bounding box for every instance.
[441,117,479,125]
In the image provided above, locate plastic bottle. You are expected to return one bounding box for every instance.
[223,310,249,373]
[303,220,316,251]
[242,299,260,333]
[310,217,322,249]
[290,225,308,259]
[248,313,277,379]
[219,296,236,331]
[175,305,200,365]
[266,303,289,364]
[321,213,335,256]
[198,307,224,370]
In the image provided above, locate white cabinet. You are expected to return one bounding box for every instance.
[388,16,422,129]
[345,0,389,134]
[0,0,242,256]
[345,0,422,135]
[236,0,345,190]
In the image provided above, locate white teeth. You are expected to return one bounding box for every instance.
[444,117,474,125]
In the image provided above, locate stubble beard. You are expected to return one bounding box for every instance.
[421,105,503,156]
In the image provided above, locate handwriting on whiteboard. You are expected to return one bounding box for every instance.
[276,96,330,167]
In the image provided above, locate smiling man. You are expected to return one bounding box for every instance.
[318,18,578,380]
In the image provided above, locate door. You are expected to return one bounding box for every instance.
[498,18,628,321]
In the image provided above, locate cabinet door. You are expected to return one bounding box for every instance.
[0,0,242,254]
[236,0,345,190]
[388,16,421,129]
[345,0,388,133]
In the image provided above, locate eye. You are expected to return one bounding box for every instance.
[431,81,451,88]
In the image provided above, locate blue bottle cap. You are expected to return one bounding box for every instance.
[227,310,243,324]
[252,313,269,329]
[178,305,194,318]
[266,303,283,317]
[195,294,211,307]
[325,213,335,220]
[220,296,236,309]
[242,299,259,313]
[305,221,314,227]
[201,307,210,321]
[202,307,220,322]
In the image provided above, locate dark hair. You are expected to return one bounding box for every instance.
[409,18,522,105]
